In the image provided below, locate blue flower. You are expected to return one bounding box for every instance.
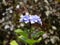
[20,15,30,23]
[30,15,42,25]
[20,15,42,25]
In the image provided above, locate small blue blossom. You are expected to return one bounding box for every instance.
[30,15,42,25]
[20,15,30,23]
[19,15,42,25]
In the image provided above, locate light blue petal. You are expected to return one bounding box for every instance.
[38,19,42,25]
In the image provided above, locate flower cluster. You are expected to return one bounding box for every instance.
[19,14,42,25]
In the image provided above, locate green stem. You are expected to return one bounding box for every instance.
[28,22,32,39]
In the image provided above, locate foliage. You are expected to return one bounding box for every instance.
[14,29,44,45]
[10,40,18,45]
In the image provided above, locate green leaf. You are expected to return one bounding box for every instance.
[14,29,23,34]
[32,31,45,38]
[37,31,45,36]
[18,35,37,45]
[26,39,36,45]
[18,35,27,42]
[37,37,42,42]
[15,29,28,37]
[10,40,18,45]
[18,35,42,45]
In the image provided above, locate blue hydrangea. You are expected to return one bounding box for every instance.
[19,15,42,25]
